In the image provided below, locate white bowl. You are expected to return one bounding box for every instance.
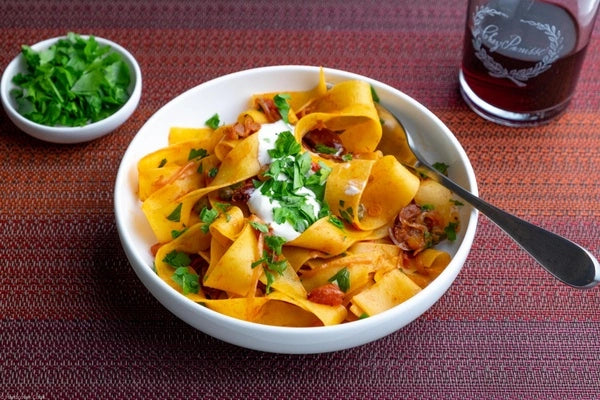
[1,35,142,144]
[114,66,478,354]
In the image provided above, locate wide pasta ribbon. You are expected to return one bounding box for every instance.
[141,133,261,243]
[153,222,212,302]
[288,217,372,255]
[295,80,382,154]
[137,136,220,201]
[325,155,420,231]
[203,222,261,297]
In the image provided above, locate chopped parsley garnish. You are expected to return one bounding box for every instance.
[370,85,380,103]
[328,215,345,230]
[208,167,219,178]
[250,221,269,233]
[421,204,435,211]
[214,202,231,221]
[264,235,286,255]
[158,158,167,168]
[451,199,464,206]
[205,113,220,130]
[342,154,353,162]
[10,32,132,127]
[273,93,292,123]
[315,144,338,155]
[166,203,183,222]
[433,162,449,175]
[445,222,458,241]
[251,233,288,293]
[199,207,219,233]
[267,129,300,158]
[162,250,191,269]
[328,267,350,292]
[171,227,188,239]
[188,148,208,161]
[171,266,199,295]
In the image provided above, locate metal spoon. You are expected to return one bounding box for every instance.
[377,104,600,289]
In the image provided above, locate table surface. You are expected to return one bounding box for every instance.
[1,1,599,399]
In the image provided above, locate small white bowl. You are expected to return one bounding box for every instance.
[115,66,478,354]
[1,35,142,144]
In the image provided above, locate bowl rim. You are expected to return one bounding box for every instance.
[0,34,142,143]
[114,65,478,353]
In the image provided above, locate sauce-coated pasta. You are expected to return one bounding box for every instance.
[137,70,460,326]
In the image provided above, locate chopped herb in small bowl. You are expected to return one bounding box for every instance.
[0,33,142,143]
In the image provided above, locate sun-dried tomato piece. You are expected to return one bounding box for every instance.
[308,283,345,306]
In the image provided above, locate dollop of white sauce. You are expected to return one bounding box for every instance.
[247,189,300,241]
[256,120,294,166]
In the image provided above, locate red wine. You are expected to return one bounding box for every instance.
[461,0,587,114]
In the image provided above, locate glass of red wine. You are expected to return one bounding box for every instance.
[459,0,600,126]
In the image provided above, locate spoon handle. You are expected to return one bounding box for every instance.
[425,165,600,289]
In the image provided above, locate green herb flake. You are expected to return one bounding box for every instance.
[215,202,231,221]
[451,199,464,206]
[370,85,380,103]
[208,167,219,178]
[162,250,191,269]
[315,144,338,155]
[267,130,300,159]
[273,93,292,123]
[264,235,286,255]
[10,32,132,127]
[263,268,276,294]
[421,204,435,211]
[171,227,188,239]
[166,203,183,222]
[433,162,449,175]
[250,221,269,233]
[188,148,208,161]
[205,113,220,130]
[328,215,345,230]
[158,158,167,168]
[171,267,199,295]
[199,207,219,233]
[445,222,459,241]
[328,267,350,292]
[251,244,288,294]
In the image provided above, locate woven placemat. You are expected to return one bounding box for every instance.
[1,1,599,399]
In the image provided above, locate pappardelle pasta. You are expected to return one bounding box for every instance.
[137,70,461,326]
